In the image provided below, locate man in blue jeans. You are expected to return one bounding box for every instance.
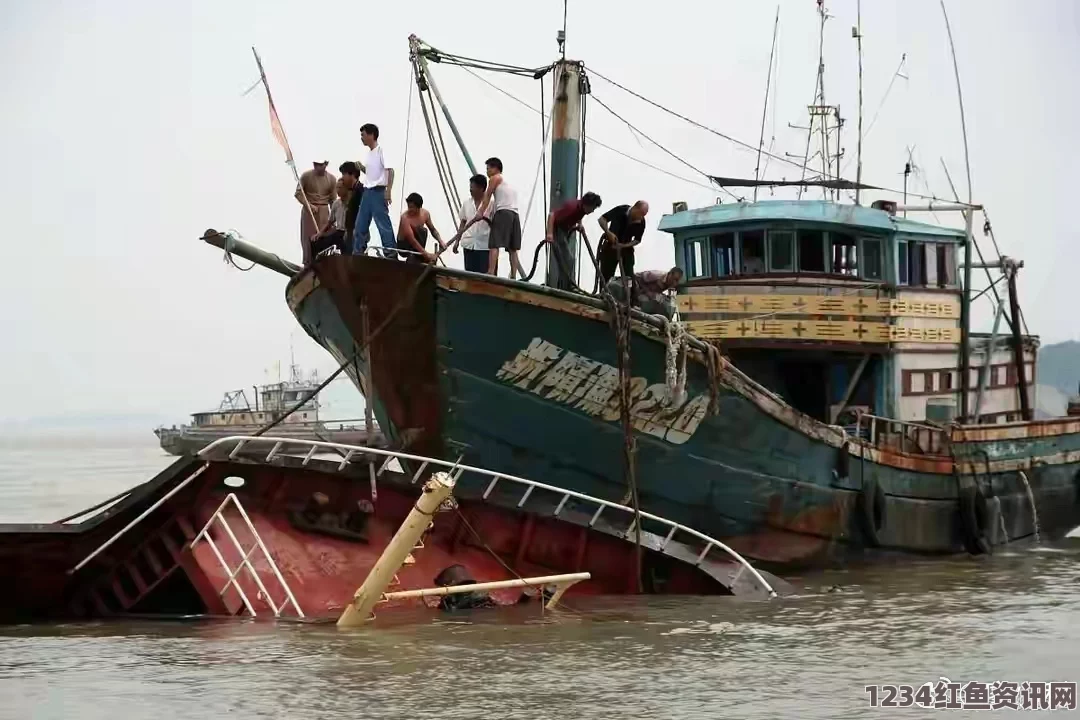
[352,123,396,257]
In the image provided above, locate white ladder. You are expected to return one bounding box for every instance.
[191,492,305,618]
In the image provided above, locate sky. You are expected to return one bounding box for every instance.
[0,0,1077,423]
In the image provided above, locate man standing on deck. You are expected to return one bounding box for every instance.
[338,161,364,249]
[295,161,337,265]
[452,174,493,273]
[597,201,649,284]
[454,158,525,279]
[352,123,396,258]
[545,191,602,286]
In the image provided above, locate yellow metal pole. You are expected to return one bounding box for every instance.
[336,472,456,627]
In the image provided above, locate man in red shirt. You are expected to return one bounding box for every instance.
[544,191,602,289]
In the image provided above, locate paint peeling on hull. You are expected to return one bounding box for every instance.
[285,256,1080,569]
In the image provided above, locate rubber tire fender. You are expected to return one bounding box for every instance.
[959,484,992,555]
[857,476,887,547]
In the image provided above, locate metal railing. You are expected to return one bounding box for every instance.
[191,492,304,618]
[850,411,949,456]
[199,435,777,598]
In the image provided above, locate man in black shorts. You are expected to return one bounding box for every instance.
[597,200,649,284]
[455,157,525,278]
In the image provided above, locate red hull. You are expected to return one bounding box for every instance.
[0,454,778,624]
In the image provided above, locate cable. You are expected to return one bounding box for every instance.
[456,66,720,194]
[591,94,742,202]
[587,65,976,205]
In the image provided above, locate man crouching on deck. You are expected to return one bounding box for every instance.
[397,192,445,264]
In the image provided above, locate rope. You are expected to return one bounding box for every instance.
[399,63,415,216]
[416,73,458,225]
[221,230,257,271]
[665,317,688,407]
[607,279,644,593]
[541,74,550,281]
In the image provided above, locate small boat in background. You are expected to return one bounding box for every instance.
[153,364,384,456]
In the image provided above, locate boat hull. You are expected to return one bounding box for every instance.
[287,255,1080,570]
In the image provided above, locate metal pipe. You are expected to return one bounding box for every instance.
[382,573,590,601]
[201,230,300,277]
[337,472,456,627]
[854,0,864,205]
[1007,266,1032,420]
[973,300,1006,421]
[959,208,974,419]
[894,203,981,213]
[69,464,209,574]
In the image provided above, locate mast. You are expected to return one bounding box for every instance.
[1005,260,1032,421]
[853,0,864,205]
[546,59,584,290]
[753,7,780,202]
[940,0,975,420]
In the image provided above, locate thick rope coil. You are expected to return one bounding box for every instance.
[664,317,688,407]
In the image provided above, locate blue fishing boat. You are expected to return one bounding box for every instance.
[208,28,1080,571]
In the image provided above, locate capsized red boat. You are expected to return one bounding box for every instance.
[0,436,788,625]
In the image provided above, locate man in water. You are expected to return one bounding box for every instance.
[597,200,649,284]
[352,123,396,258]
[545,191,602,288]
[452,174,492,273]
[396,192,445,264]
[295,160,337,264]
[454,157,525,278]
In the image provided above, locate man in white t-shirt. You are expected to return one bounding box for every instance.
[352,123,397,257]
[452,174,492,273]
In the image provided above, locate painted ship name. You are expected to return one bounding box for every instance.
[496,337,708,445]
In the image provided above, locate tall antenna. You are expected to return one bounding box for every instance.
[795,0,843,201]
[853,0,864,205]
[753,7,781,202]
[557,0,568,59]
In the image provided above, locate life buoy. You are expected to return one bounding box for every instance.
[959,484,991,555]
[857,476,887,547]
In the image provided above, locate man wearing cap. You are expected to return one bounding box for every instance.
[295,160,337,264]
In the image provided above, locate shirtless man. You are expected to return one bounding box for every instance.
[396,192,445,264]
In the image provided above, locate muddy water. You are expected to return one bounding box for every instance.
[1,432,1078,719]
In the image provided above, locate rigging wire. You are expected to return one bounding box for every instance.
[399,64,415,216]
[586,65,972,205]
[541,74,550,281]
[590,94,741,202]
[456,66,720,195]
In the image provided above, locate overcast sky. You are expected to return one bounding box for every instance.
[1,0,1076,422]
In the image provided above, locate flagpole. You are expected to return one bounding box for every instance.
[252,47,320,232]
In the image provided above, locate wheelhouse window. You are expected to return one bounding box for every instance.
[900,239,955,287]
[685,237,709,278]
[861,238,883,280]
[936,244,956,287]
[768,230,795,272]
[741,230,765,274]
[898,240,910,285]
[798,229,826,272]
[831,233,858,275]
[712,233,736,277]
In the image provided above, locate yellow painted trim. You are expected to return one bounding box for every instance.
[677,293,959,319]
[685,319,960,344]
